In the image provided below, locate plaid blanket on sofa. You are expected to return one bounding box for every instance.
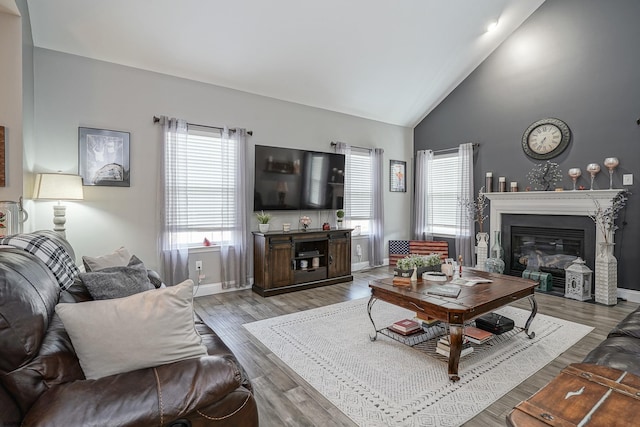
[0,233,80,290]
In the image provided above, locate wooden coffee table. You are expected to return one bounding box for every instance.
[368,269,538,381]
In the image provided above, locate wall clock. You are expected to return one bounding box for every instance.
[521,118,571,160]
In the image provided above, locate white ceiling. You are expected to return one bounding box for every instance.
[26,0,544,128]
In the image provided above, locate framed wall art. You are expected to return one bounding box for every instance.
[79,127,130,186]
[390,160,406,192]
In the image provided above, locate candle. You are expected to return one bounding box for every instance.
[499,177,506,192]
[510,182,518,192]
[485,172,493,192]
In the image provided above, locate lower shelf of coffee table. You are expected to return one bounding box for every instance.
[379,323,521,363]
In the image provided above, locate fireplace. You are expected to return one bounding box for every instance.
[484,190,622,300]
[502,214,595,293]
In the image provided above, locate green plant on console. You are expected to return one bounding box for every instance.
[256,211,272,224]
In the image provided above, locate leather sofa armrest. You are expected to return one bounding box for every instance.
[22,355,243,426]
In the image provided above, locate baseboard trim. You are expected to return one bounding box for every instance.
[618,288,640,303]
[352,261,371,272]
[193,281,252,297]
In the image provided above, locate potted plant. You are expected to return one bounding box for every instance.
[394,254,442,277]
[336,209,345,228]
[256,211,272,233]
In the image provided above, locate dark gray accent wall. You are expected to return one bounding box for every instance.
[415,0,640,292]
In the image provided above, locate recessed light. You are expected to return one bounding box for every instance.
[487,20,499,32]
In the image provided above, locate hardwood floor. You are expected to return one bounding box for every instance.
[193,267,638,427]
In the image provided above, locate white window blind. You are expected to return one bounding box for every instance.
[167,127,237,245]
[346,149,372,233]
[430,152,461,236]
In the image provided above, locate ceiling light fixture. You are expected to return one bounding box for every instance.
[487,20,499,32]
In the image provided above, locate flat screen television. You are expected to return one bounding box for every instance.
[254,145,345,211]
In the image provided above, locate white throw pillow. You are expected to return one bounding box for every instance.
[55,279,208,380]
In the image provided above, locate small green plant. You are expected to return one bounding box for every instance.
[255,210,272,224]
[336,209,345,221]
[396,254,441,270]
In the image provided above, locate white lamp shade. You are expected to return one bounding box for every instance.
[33,173,84,200]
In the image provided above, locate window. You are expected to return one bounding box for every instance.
[346,148,372,234]
[430,152,461,236]
[167,126,237,246]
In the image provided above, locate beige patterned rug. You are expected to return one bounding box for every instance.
[243,297,593,427]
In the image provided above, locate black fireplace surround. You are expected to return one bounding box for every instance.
[502,214,596,293]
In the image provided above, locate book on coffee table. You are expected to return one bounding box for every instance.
[449,276,492,286]
[464,326,494,344]
[436,336,473,357]
[426,285,461,298]
[389,319,421,335]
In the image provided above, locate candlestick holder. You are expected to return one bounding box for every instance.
[568,168,581,191]
[586,163,600,190]
[603,157,619,189]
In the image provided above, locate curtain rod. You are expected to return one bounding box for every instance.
[153,116,253,136]
[330,141,372,152]
[432,142,479,154]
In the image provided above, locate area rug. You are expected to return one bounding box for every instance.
[243,298,593,427]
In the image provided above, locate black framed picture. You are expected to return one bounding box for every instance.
[79,127,130,186]
[390,160,406,192]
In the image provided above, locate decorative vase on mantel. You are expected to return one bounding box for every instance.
[595,242,617,305]
[476,232,489,270]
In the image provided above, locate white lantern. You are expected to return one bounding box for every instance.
[565,258,592,301]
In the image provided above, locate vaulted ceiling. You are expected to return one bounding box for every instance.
[26,0,545,127]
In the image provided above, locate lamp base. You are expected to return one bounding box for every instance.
[52,204,67,238]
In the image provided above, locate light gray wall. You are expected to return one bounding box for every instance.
[26,48,413,280]
[415,0,640,291]
[0,9,23,201]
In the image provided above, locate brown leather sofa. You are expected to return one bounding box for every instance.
[0,238,258,427]
[582,305,640,377]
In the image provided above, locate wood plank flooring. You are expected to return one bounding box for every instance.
[193,267,638,427]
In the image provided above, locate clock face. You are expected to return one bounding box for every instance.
[522,118,571,160]
[528,124,562,154]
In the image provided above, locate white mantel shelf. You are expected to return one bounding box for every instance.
[484,189,623,203]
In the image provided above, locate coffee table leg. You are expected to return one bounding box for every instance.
[448,323,463,382]
[524,296,537,339]
[367,296,378,341]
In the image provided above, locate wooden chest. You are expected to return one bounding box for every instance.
[507,363,640,427]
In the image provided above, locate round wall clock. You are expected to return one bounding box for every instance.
[521,118,571,160]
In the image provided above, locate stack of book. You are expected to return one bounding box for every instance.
[464,326,494,344]
[388,319,422,335]
[435,336,474,358]
[414,312,441,328]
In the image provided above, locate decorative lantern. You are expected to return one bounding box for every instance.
[565,258,592,301]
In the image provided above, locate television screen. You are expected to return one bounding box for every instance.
[254,145,345,211]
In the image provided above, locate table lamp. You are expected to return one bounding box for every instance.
[33,173,84,238]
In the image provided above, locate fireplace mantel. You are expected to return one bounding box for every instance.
[484,189,624,253]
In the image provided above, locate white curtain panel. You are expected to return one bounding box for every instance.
[456,142,474,266]
[370,148,385,266]
[220,128,250,289]
[160,117,189,285]
[413,150,434,240]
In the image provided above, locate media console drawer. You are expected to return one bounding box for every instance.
[294,267,327,284]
